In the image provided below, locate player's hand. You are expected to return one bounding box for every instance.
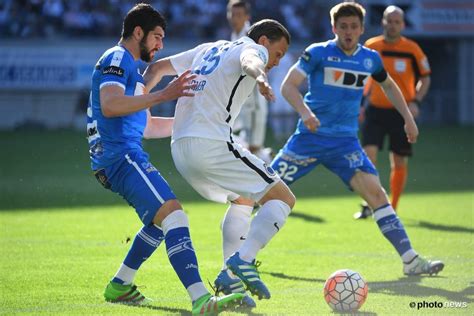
[256,73,275,102]
[404,120,419,144]
[158,70,197,101]
[408,102,420,119]
[301,110,320,133]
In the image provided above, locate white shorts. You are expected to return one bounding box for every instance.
[171,137,280,203]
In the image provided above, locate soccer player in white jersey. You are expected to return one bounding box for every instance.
[227,0,272,163]
[144,19,293,303]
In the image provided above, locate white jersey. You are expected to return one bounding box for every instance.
[170,37,269,142]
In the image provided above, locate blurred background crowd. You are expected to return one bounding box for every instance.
[0,0,331,40]
[0,0,472,134]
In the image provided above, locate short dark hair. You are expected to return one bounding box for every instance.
[247,19,291,45]
[121,3,166,39]
[227,0,250,14]
[330,2,366,26]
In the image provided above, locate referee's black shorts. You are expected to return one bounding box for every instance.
[361,104,412,157]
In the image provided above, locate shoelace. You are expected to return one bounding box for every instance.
[208,280,220,296]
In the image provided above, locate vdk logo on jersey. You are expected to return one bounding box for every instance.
[323,67,370,90]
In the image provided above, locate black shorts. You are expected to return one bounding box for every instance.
[361,104,412,156]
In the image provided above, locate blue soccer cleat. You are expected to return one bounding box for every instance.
[226,252,271,300]
[214,270,256,308]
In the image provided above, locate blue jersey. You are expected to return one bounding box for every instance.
[87,46,146,170]
[296,40,386,137]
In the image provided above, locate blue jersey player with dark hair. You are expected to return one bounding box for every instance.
[271,2,443,276]
[86,3,246,315]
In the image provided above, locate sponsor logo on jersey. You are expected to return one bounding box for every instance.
[363,58,373,70]
[263,163,276,177]
[323,67,369,90]
[103,66,124,77]
[328,56,341,62]
[280,152,317,167]
[300,51,311,62]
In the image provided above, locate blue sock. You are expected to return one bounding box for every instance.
[373,204,414,258]
[112,224,164,284]
[161,210,208,302]
[165,226,202,288]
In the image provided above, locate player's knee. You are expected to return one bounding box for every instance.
[260,181,295,209]
[283,190,296,209]
[232,195,255,207]
[152,199,182,226]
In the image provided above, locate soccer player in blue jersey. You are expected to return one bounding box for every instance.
[271,2,444,276]
[86,4,245,314]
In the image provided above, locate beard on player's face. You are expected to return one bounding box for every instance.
[139,37,154,62]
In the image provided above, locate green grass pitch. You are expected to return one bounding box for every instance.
[0,127,473,315]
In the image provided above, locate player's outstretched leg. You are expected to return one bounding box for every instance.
[192,292,245,316]
[104,224,164,305]
[403,256,444,276]
[214,269,257,308]
[373,204,444,276]
[226,252,270,300]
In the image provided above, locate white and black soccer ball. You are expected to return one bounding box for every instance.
[323,269,368,312]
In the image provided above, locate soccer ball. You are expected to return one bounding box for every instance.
[323,269,368,312]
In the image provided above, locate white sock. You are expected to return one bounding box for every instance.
[113,264,136,285]
[161,210,189,235]
[238,200,291,262]
[221,203,253,270]
[187,283,209,303]
[402,249,419,264]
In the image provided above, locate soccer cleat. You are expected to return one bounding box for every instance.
[214,270,256,308]
[192,292,245,315]
[104,281,151,305]
[226,252,271,300]
[403,256,445,276]
[353,203,372,220]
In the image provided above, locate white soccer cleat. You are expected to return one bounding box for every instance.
[403,256,444,276]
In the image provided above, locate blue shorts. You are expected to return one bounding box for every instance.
[271,133,378,189]
[94,150,176,225]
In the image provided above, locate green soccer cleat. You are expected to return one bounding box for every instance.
[192,292,245,315]
[104,281,152,305]
[403,256,444,276]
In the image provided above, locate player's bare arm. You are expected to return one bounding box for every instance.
[100,71,195,118]
[143,109,174,139]
[143,58,177,92]
[241,51,275,101]
[379,75,419,143]
[281,65,320,132]
[408,75,431,118]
